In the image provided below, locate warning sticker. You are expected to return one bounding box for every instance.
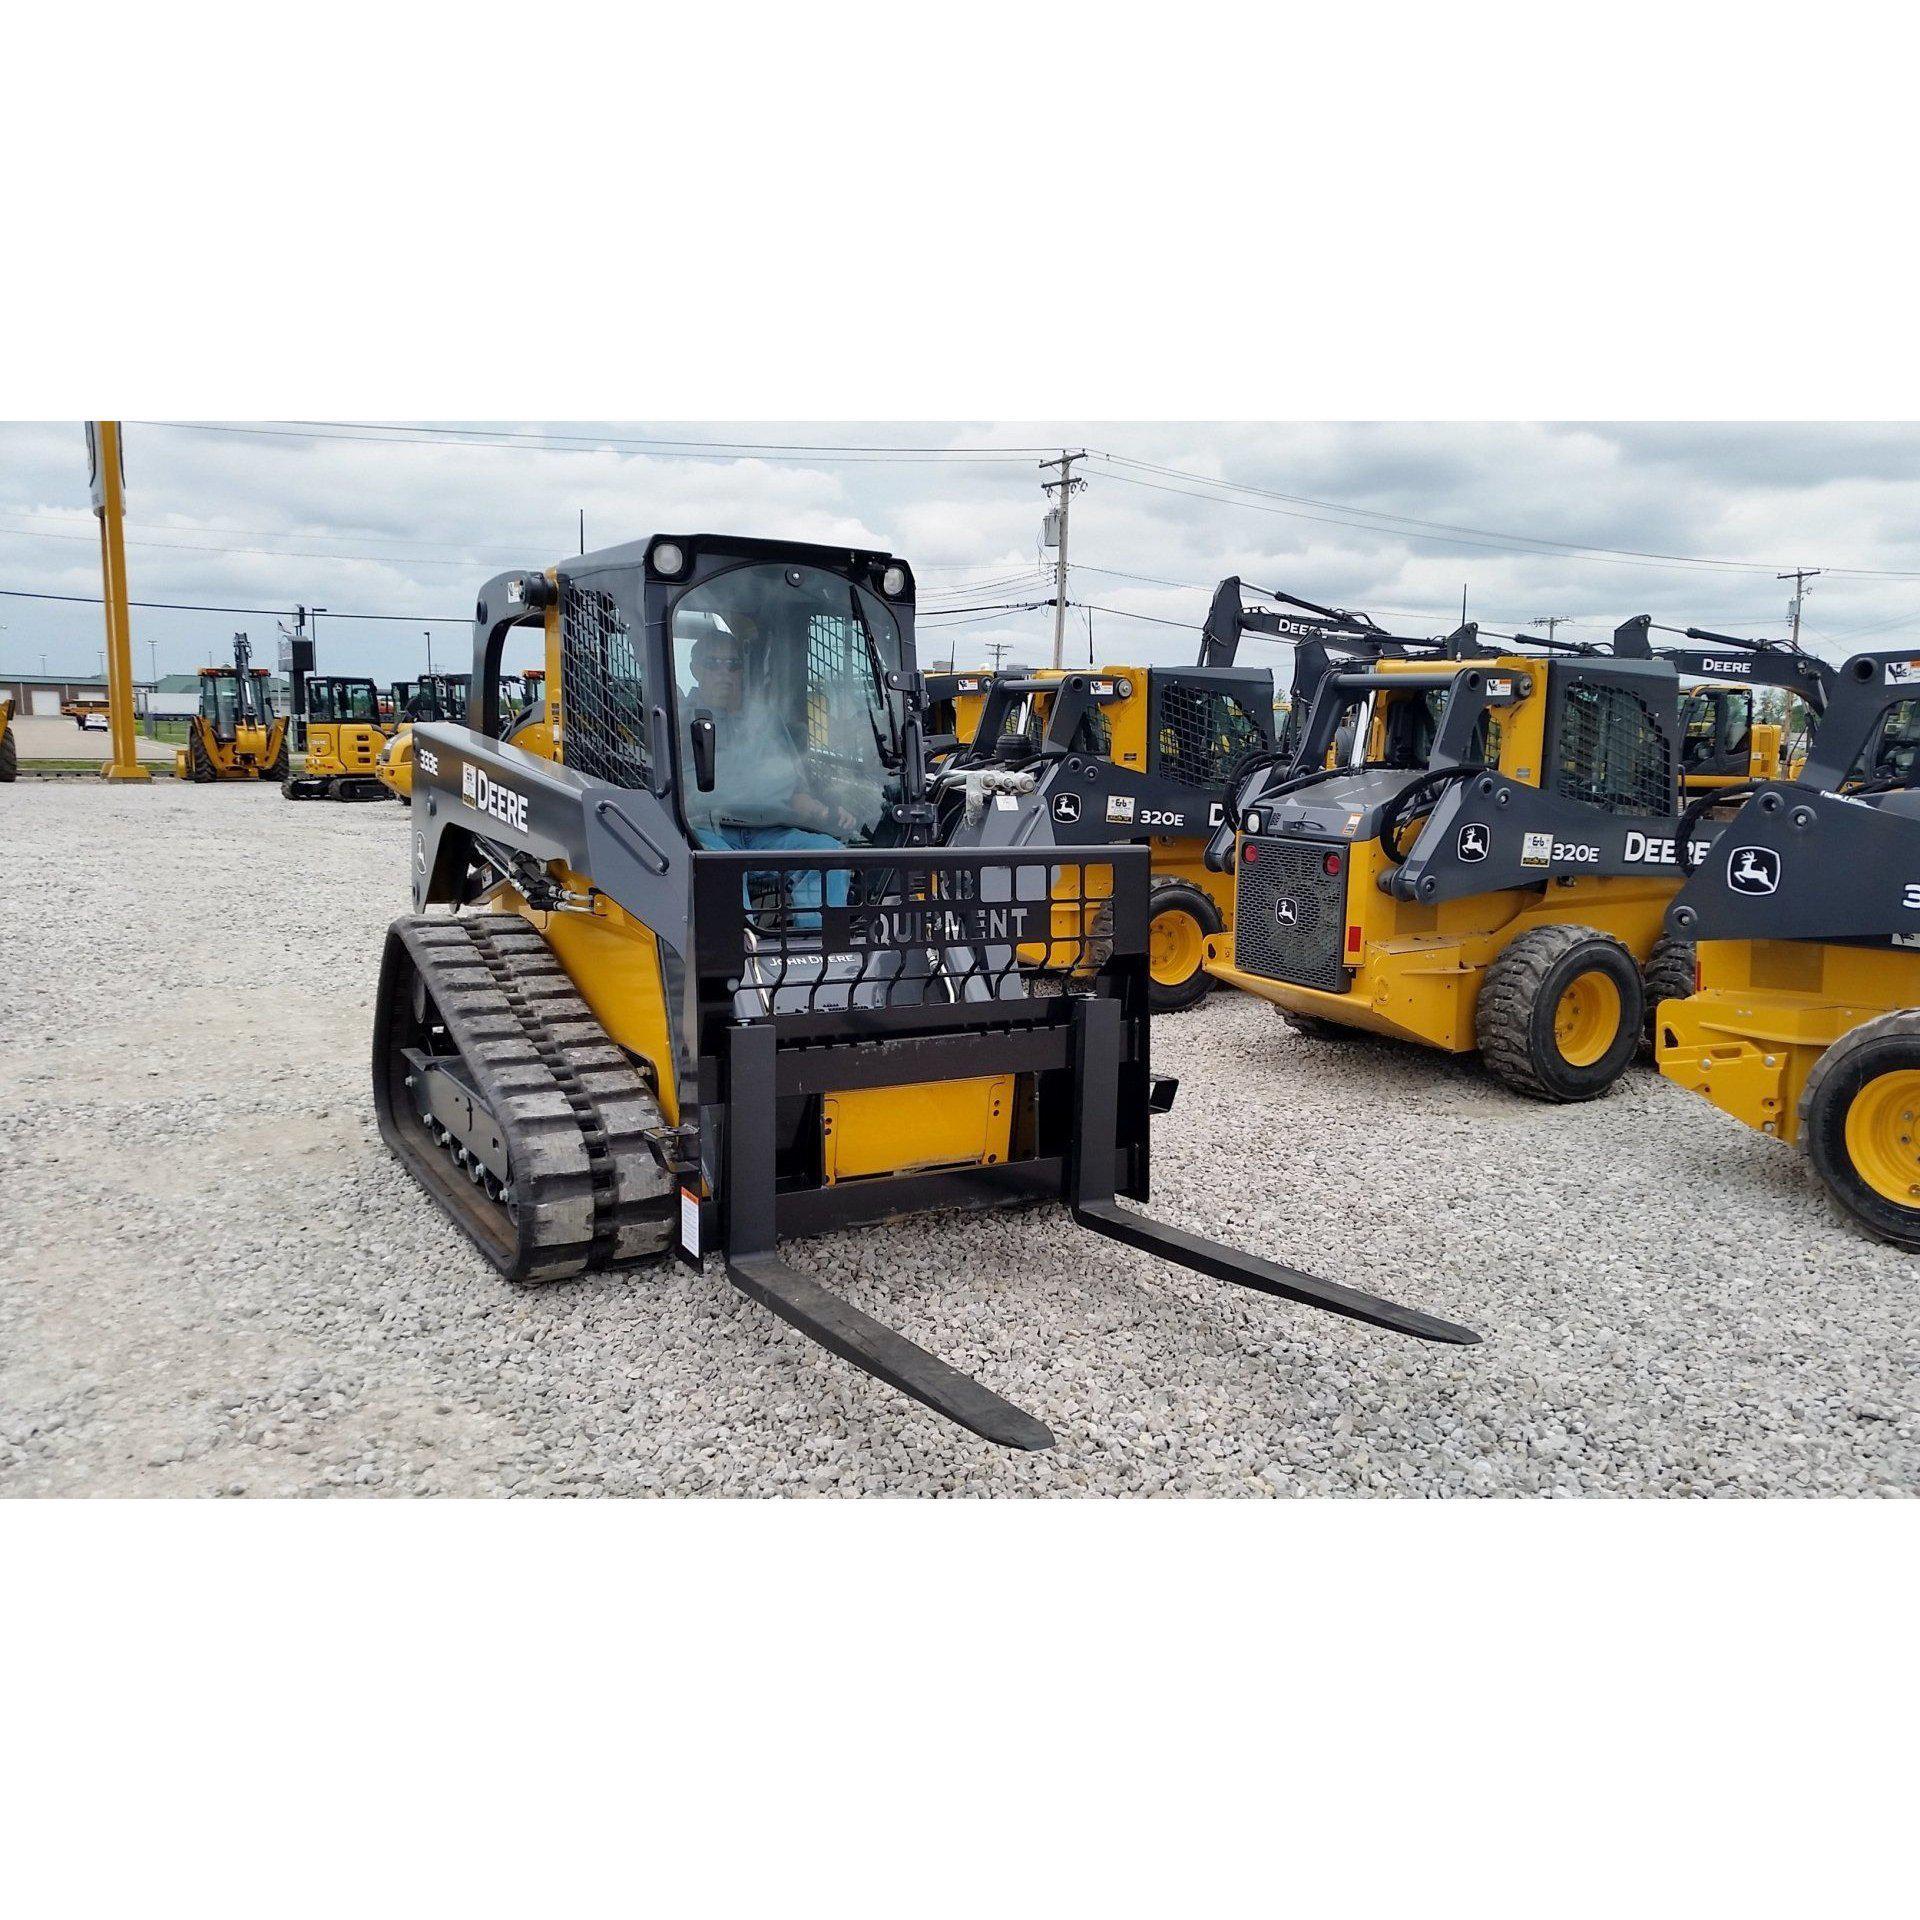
[679,1186,701,1257]
[1106,794,1137,823]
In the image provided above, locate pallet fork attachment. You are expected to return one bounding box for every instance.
[722,1020,1056,1449]
[718,996,1476,1452]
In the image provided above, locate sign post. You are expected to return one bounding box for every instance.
[87,421,150,783]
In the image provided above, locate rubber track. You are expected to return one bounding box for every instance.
[1475,921,1625,1102]
[389,914,673,1280]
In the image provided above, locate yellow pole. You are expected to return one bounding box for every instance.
[91,420,150,782]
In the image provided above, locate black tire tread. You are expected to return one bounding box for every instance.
[1641,933,1697,1054]
[1475,922,1641,1103]
[1799,1007,1920,1250]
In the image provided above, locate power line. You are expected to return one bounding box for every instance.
[111,421,1920,581]
[0,586,468,623]
[0,523,493,568]
[141,421,1054,464]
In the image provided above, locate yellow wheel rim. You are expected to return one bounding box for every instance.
[1842,1067,1920,1206]
[1551,969,1621,1068]
[1149,907,1205,989]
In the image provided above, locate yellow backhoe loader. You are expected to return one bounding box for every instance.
[174,635,288,783]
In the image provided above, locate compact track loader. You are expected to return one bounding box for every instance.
[1204,616,1708,1101]
[372,535,1475,1448]
[1658,647,1920,1247]
[175,634,288,783]
[933,658,1273,1011]
[0,695,16,783]
[285,675,392,800]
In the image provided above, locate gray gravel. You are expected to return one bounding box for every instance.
[2,780,1915,1496]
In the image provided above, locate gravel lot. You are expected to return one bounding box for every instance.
[2,779,1914,1497]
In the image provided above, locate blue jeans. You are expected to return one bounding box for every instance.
[706,823,851,921]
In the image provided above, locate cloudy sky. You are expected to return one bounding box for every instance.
[4,421,1920,686]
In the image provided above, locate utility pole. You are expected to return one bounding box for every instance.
[1778,568,1821,647]
[1040,450,1087,669]
[1531,615,1571,644]
[984,640,1011,672]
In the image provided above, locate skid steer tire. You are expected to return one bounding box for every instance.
[1799,1010,1920,1251]
[1147,879,1223,1014]
[0,728,16,783]
[1476,923,1643,1103]
[1641,934,1697,1055]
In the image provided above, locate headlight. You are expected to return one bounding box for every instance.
[651,541,685,578]
[880,563,909,598]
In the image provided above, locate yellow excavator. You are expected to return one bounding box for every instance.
[175,634,289,783]
[285,675,393,800]
[372,533,1476,1447]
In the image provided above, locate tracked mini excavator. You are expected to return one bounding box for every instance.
[1658,647,1920,1247]
[285,675,392,800]
[931,655,1274,1012]
[175,634,288,783]
[1203,615,1710,1101]
[372,535,1476,1447]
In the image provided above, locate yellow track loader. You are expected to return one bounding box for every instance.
[285,675,393,801]
[175,634,288,783]
[1658,647,1920,1247]
[1204,617,1707,1101]
[372,534,1476,1448]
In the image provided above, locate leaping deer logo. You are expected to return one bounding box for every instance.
[1727,846,1780,895]
[1457,823,1489,862]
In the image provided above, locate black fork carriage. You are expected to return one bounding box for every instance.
[684,842,1478,1449]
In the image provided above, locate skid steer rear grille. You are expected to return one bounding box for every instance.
[1233,836,1349,992]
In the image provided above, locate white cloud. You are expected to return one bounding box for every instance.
[4,421,1919,682]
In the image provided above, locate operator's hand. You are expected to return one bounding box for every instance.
[828,802,859,837]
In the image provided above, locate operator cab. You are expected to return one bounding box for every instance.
[668,557,912,856]
[304,676,382,725]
